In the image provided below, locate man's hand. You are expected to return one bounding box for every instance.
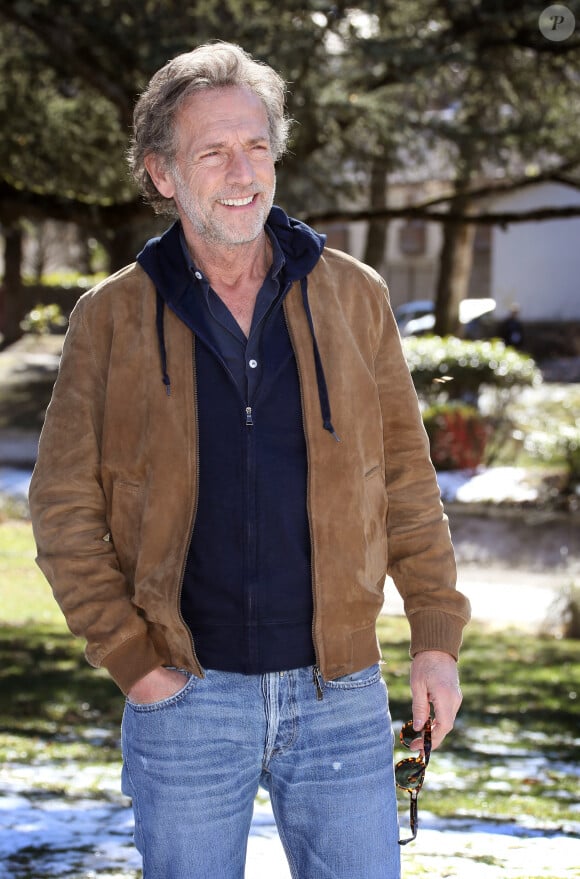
[409,650,462,751]
[127,667,189,704]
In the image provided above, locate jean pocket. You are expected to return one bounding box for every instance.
[125,671,197,712]
[324,663,382,691]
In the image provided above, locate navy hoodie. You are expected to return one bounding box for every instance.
[137,207,331,673]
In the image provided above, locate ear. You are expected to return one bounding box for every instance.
[144,154,176,199]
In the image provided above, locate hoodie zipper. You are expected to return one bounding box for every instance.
[244,395,258,668]
[283,301,324,700]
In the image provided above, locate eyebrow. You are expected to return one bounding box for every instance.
[196,135,270,153]
[197,140,227,153]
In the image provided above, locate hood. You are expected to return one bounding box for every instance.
[136,206,338,440]
[136,204,325,294]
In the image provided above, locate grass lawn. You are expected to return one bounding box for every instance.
[0,520,63,625]
[1,519,579,878]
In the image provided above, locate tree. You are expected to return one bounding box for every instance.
[322,0,580,333]
[1,0,579,344]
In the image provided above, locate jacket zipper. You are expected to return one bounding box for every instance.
[175,336,204,677]
[283,300,324,701]
[312,665,324,701]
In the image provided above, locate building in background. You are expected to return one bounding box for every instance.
[321,180,580,326]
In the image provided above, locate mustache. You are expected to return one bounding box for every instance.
[214,186,267,199]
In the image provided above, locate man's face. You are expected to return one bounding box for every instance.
[161,86,276,248]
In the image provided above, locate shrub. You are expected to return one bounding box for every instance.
[20,303,68,335]
[403,336,541,405]
[422,402,492,470]
[524,424,580,494]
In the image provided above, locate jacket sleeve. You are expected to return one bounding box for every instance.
[374,284,471,659]
[28,296,164,692]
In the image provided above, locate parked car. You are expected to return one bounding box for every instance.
[394,298,496,338]
[394,300,434,334]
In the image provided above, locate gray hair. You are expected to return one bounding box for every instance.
[129,42,291,216]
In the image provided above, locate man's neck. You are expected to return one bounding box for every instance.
[183,228,272,294]
[182,225,274,337]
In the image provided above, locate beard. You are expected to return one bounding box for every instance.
[171,163,275,247]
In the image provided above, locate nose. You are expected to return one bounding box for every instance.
[226,148,254,185]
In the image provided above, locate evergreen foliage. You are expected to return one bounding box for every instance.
[404,335,541,402]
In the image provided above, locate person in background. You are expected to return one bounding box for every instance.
[499,303,525,348]
[29,42,470,879]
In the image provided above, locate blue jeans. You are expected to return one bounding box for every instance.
[121,664,400,878]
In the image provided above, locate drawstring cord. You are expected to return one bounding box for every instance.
[300,278,340,442]
[155,291,171,396]
[155,279,339,443]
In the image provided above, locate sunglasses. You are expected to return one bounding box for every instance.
[395,716,432,845]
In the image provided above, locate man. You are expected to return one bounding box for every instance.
[29,42,470,879]
[499,303,524,349]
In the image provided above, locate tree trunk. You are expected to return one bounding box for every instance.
[104,219,160,273]
[362,159,389,272]
[434,195,476,336]
[1,224,26,348]
[103,224,134,274]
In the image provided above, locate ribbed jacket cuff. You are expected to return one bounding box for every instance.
[408,610,468,661]
[101,633,164,694]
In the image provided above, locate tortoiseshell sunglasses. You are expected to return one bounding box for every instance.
[395,716,432,845]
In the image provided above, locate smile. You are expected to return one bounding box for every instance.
[218,196,255,207]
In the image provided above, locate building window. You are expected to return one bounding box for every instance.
[399,220,426,255]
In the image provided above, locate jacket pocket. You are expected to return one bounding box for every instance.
[109,480,143,586]
[362,467,388,579]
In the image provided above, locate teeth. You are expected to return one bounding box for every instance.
[219,196,254,206]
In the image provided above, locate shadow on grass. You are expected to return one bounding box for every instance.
[376,618,580,756]
[458,625,580,743]
[0,624,122,745]
[2,618,579,760]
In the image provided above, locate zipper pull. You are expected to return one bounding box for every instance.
[312,666,324,701]
[245,406,254,426]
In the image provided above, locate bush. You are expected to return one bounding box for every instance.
[403,336,541,405]
[524,424,580,495]
[20,303,68,335]
[423,402,492,470]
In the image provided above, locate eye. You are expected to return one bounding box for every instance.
[250,143,271,157]
[198,150,224,166]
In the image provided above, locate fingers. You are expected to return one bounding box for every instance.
[410,649,463,751]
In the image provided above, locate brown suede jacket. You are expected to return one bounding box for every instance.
[29,246,470,694]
